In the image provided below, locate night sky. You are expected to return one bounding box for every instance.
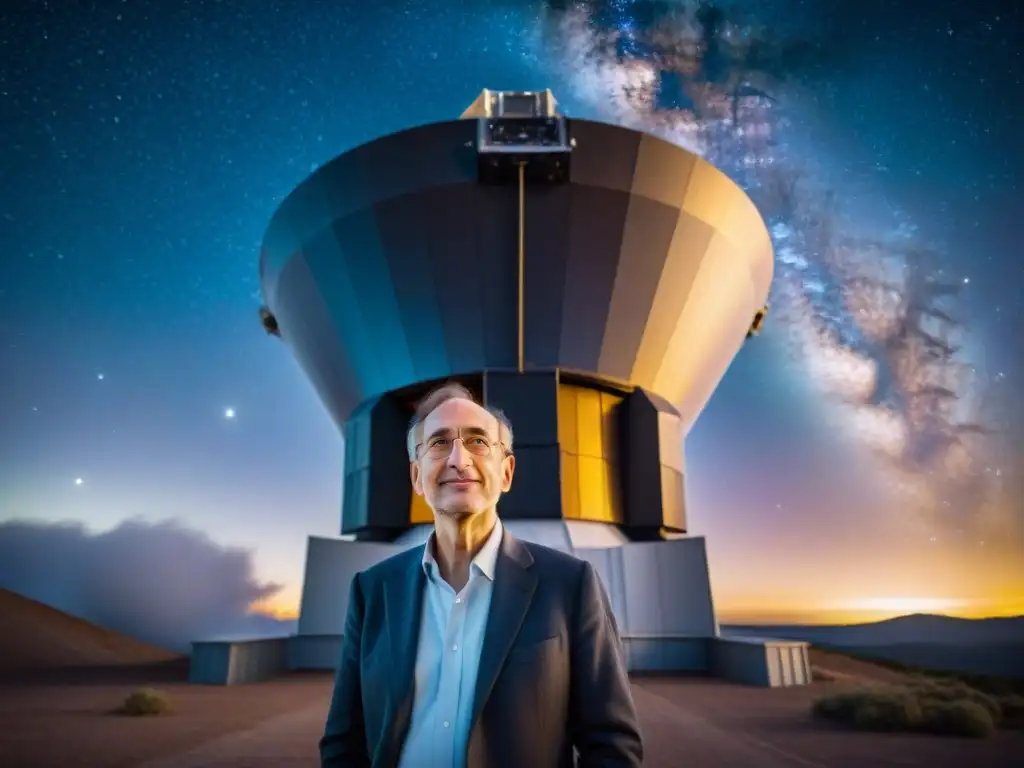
[1,0,1021,648]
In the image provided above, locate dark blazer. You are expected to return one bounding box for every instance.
[320,530,644,768]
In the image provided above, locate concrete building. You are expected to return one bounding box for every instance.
[190,89,809,687]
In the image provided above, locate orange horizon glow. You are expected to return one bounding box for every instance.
[248,595,1024,627]
[248,596,300,621]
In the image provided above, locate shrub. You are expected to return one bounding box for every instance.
[812,690,862,721]
[998,694,1024,730]
[920,700,996,738]
[812,685,997,738]
[115,688,172,716]
[909,678,1001,724]
[813,688,922,732]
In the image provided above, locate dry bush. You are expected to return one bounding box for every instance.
[812,683,998,738]
[813,689,923,732]
[908,678,1001,723]
[998,694,1024,730]
[114,687,172,717]
[919,699,996,738]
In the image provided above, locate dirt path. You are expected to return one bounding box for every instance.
[3,673,1023,767]
[137,682,816,768]
[136,703,324,768]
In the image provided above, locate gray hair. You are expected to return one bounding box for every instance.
[406,381,514,460]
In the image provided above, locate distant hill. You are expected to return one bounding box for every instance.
[0,588,181,675]
[829,642,1024,681]
[722,613,1024,647]
[722,614,1024,680]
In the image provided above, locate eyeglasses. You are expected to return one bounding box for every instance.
[416,429,508,460]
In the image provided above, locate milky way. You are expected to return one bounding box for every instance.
[533,0,1007,535]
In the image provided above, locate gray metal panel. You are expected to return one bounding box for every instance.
[422,184,488,374]
[333,213,416,386]
[473,185,520,368]
[619,538,717,637]
[569,119,642,193]
[565,521,630,549]
[374,193,451,383]
[189,640,288,685]
[298,537,406,635]
[574,547,625,624]
[483,370,559,447]
[522,185,572,368]
[342,468,370,531]
[188,642,231,684]
[497,444,562,519]
[559,186,631,371]
[288,634,344,670]
[629,212,715,385]
[597,195,679,380]
[620,388,688,532]
[303,224,387,396]
[342,119,477,219]
[498,520,573,552]
[711,639,765,686]
[710,637,812,687]
[659,465,686,532]
[623,637,709,673]
[266,120,478,269]
[226,639,288,685]
[274,253,359,432]
[341,394,414,533]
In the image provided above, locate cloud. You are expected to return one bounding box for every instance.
[0,518,296,653]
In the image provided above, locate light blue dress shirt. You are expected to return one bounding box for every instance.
[397,519,503,768]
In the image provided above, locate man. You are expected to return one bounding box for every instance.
[320,382,643,768]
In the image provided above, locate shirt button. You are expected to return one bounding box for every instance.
[443,720,450,728]
[455,597,462,603]
[452,644,458,651]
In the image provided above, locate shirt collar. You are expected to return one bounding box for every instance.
[422,517,504,582]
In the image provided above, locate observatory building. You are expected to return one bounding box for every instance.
[189,89,810,687]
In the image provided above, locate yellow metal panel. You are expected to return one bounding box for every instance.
[560,451,580,519]
[600,390,621,462]
[557,385,579,454]
[578,455,610,521]
[604,457,624,524]
[575,387,603,458]
[410,490,434,524]
[557,383,625,525]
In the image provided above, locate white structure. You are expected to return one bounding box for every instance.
[293,520,719,674]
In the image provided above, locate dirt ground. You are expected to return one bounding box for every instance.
[0,663,327,768]
[1,659,1022,768]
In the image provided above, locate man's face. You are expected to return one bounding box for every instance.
[410,398,515,519]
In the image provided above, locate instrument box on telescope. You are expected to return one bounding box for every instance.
[469,89,572,185]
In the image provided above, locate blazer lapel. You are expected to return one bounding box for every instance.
[470,533,537,729]
[383,547,426,753]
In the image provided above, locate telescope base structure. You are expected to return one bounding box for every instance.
[271,523,811,688]
[342,370,691,540]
